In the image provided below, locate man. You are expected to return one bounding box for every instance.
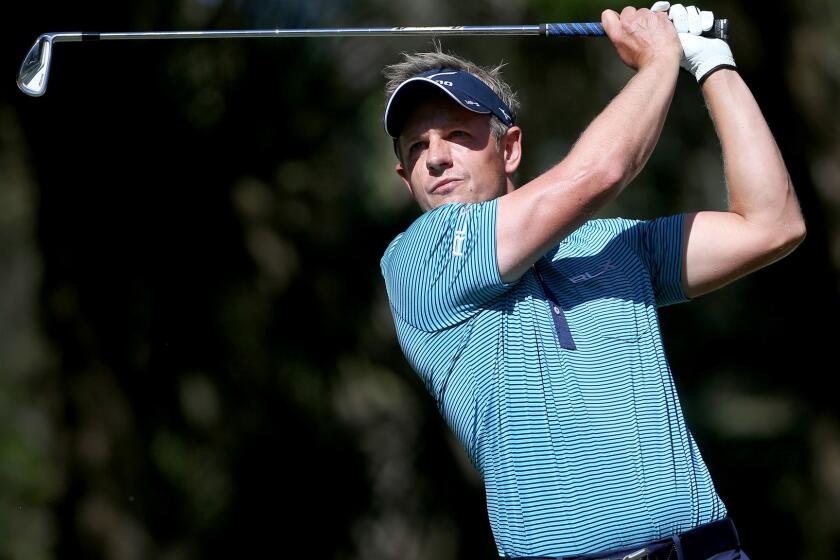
[379,3,805,559]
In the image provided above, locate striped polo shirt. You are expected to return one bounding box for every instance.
[380,199,727,558]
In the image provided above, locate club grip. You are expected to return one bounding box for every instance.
[544,19,729,40]
[543,23,606,37]
[710,19,728,41]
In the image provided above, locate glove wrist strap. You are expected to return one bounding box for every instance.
[697,63,738,85]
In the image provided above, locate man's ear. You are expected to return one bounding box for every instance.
[502,126,523,176]
[396,162,413,194]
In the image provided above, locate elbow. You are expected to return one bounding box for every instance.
[547,161,627,218]
[764,179,807,258]
[770,215,807,260]
[782,179,807,252]
[786,218,807,252]
[782,197,807,253]
[576,164,626,218]
[599,161,631,193]
[578,161,628,203]
[549,146,635,208]
[576,149,632,192]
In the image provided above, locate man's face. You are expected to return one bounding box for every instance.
[395,94,521,212]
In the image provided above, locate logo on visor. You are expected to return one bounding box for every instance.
[465,99,480,107]
[435,79,454,87]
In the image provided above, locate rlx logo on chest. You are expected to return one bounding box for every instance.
[568,260,617,284]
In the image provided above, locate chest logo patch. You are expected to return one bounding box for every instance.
[568,260,617,284]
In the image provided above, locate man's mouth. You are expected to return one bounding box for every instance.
[431,178,461,194]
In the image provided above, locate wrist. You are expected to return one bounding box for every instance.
[700,66,740,93]
[641,52,681,77]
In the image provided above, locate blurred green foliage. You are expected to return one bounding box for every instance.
[1,0,839,558]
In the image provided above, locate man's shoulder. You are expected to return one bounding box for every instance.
[381,201,498,262]
[380,207,442,266]
[380,204,462,276]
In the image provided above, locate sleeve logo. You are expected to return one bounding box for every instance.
[453,226,467,256]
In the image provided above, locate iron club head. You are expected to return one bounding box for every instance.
[18,35,54,97]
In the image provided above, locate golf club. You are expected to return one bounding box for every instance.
[18,20,728,97]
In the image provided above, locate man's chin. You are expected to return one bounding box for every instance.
[427,194,463,210]
[421,187,504,211]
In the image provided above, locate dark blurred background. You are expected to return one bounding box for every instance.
[1,0,838,558]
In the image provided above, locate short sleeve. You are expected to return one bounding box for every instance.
[636,213,689,307]
[380,200,511,331]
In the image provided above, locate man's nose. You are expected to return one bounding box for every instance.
[426,136,452,174]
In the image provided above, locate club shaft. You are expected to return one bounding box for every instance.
[47,24,600,44]
[18,20,728,96]
[41,20,728,42]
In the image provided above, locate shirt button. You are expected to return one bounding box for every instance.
[553,306,561,314]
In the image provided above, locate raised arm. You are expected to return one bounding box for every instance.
[496,6,683,282]
[679,69,806,298]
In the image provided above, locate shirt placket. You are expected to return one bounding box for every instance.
[533,257,576,351]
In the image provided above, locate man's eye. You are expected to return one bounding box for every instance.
[450,130,467,138]
[409,142,426,154]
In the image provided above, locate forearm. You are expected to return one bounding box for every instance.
[497,59,678,282]
[496,7,684,282]
[563,58,679,194]
[703,70,803,233]
[520,57,679,231]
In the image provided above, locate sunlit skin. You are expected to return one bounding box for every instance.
[393,7,804,288]
[395,93,522,212]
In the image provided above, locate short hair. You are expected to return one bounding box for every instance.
[383,46,520,162]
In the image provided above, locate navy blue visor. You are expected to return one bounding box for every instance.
[384,68,515,138]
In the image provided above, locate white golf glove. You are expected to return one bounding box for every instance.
[651,1,736,83]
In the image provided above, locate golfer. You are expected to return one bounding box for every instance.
[380,3,805,559]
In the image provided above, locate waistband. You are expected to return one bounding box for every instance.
[507,517,741,560]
